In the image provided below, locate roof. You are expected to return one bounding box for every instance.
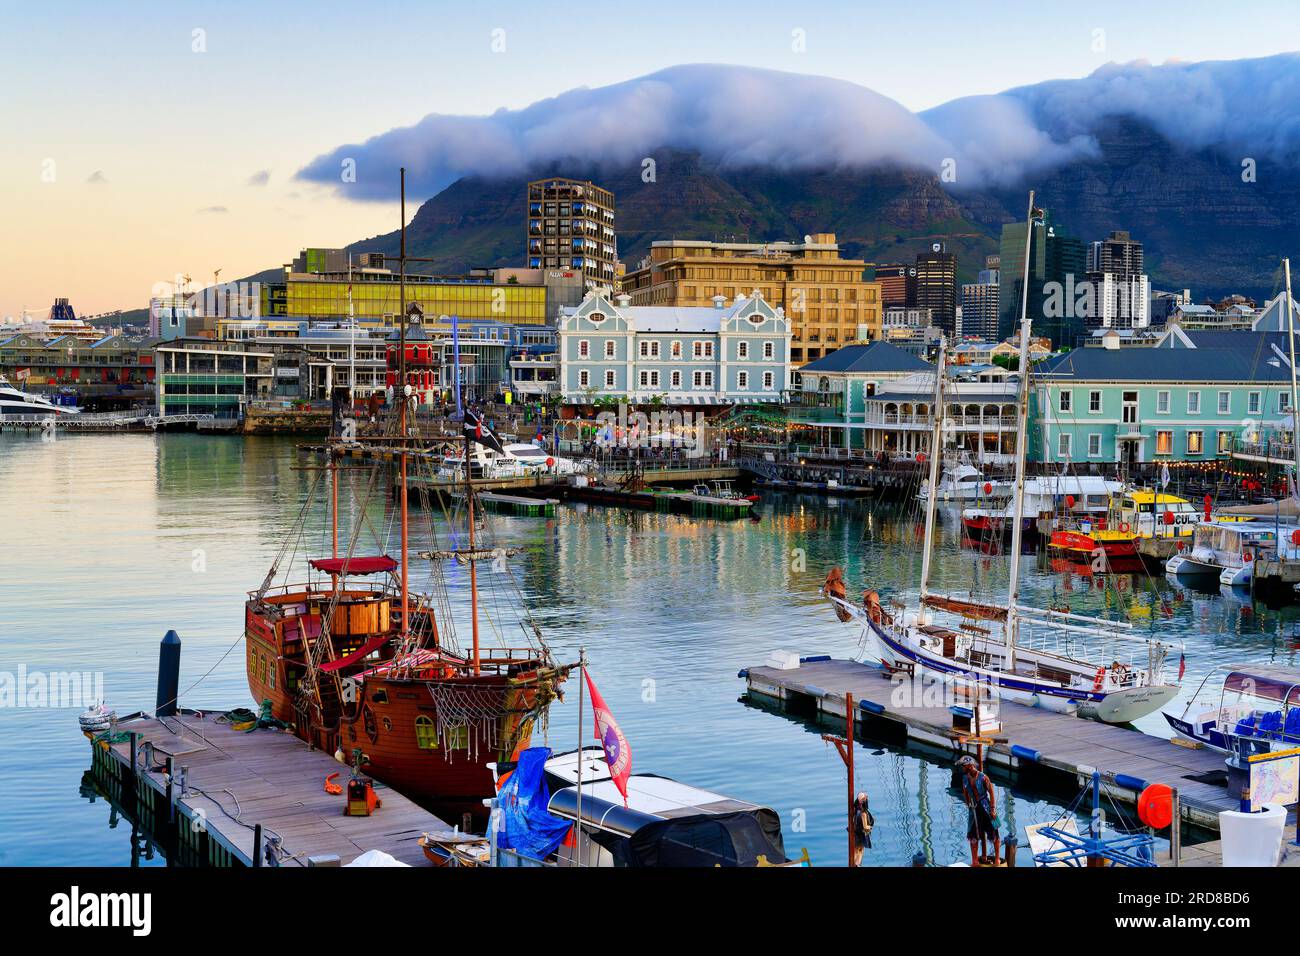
[1038,333,1295,382]
[800,341,932,374]
[620,307,722,333]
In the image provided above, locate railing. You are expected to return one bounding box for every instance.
[1233,436,1295,462]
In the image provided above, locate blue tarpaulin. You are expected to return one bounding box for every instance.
[496,747,572,861]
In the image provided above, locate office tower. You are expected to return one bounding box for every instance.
[527,178,616,288]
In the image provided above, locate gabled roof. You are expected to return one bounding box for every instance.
[800,341,932,374]
[1038,333,1294,382]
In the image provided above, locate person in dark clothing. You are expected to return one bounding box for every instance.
[958,755,999,866]
[851,791,874,865]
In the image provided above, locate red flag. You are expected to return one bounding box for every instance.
[1178,653,1187,681]
[585,669,632,805]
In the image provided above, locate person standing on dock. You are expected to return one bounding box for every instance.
[958,755,1000,866]
[852,792,874,865]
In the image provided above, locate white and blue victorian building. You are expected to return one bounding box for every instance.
[557,290,792,406]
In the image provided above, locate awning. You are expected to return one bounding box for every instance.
[309,556,397,576]
[320,634,391,672]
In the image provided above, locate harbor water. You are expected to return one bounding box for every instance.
[3,431,1299,866]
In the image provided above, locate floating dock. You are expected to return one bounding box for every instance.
[451,491,559,516]
[740,656,1241,832]
[87,711,447,866]
[561,483,755,518]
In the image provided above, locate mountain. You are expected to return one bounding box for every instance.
[329,119,1298,303]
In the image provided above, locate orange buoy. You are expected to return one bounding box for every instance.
[1137,783,1173,829]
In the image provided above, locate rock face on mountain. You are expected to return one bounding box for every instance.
[338,119,1300,301]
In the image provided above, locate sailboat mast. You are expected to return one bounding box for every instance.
[918,336,947,601]
[398,167,410,638]
[465,410,481,676]
[1005,191,1038,667]
[1284,258,1299,490]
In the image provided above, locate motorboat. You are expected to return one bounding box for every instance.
[919,463,1010,503]
[0,375,80,418]
[437,441,579,480]
[1166,520,1292,587]
[1164,665,1300,754]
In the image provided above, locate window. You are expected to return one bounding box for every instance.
[1187,431,1204,455]
[671,370,681,388]
[671,340,682,358]
[638,370,660,389]
[693,370,702,388]
[693,341,703,358]
[1088,433,1102,458]
[692,340,714,359]
[1187,391,1200,414]
[737,371,749,389]
[1089,390,1102,413]
[1282,392,1293,413]
[703,370,713,387]
[763,341,775,360]
[605,369,616,388]
[639,341,648,358]
[604,340,615,359]
[578,339,590,359]
[1156,430,1173,455]
[1218,430,1234,454]
[1156,390,1170,414]
[1058,433,1072,459]
[415,715,438,749]
[578,369,590,388]
[1218,391,1230,414]
[738,342,749,360]
[1249,391,1262,414]
[763,370,774,389]
[1059,390,1072,413]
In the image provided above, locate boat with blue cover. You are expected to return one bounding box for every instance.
[1164,664,1300,754]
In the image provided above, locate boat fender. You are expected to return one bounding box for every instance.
[800,655,832,664]
[1010,744,1041,763]
[1093,667,1107,691]
[860,699,886,715]
[737,668,749,679]
[1114,773,1148,793]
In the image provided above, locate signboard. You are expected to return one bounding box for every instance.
[1248,746,1300,808]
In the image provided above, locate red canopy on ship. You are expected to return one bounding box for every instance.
[309,556,397,576]
[320,634,392,672]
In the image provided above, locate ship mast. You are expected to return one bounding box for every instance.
[918,335,947,603]
[463,367,482,676]
[1284,258,1299,495]
[398,168,410,639]
[1005,191,1038,668]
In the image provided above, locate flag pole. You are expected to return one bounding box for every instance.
[576,646,586,866]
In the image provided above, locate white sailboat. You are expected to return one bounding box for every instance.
[824,193,1181,724]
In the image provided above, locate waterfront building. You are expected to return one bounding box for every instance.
[154,339,273,418]
[960,275,1000,342]
[527,178,616,287]
[259,252,568,327]
[883,305,932,333]
[1085,231,1150,332]
[873,264,915,306]
[790,340,932,438]
[619,233,881,366]
[0,332,158,409]
[915,244,958,336]
[1031,325,1300,466]
[556,289,791,406]
[999,212,1087,348]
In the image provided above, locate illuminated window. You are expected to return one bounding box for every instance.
[415,715,438,750]
[1187,431,1204,455]
[1155,431,1173,455]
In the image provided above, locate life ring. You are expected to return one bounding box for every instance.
[324,772,342,795]
[1093,667,1107,691]
[1119,522,1131,534]
[1243,550,1254,563]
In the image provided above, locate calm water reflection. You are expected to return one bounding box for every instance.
[2,432,1296,865]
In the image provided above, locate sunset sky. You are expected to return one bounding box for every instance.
[3,0,1299,319]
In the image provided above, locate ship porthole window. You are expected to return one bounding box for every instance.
[382,716,392,732]
[415,715,438,750]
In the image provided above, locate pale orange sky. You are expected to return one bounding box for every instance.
[5,1,1298,320]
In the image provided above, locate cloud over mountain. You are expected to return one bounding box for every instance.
[296,54,1300,200]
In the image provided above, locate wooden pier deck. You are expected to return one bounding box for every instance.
[89,711,448,866]
[741,657,1240,831]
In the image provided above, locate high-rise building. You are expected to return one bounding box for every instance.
[1085,230,1150,331]
[619,233,881,366]
[998,213,1086,348]
[915,244,957,336]
[873,264,915,307]
[526,178,616,288]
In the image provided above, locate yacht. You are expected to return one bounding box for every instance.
[918,463,1010,503]
[0,376,80,418]
[437,441,579,481]
[1166,519,1293,588]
